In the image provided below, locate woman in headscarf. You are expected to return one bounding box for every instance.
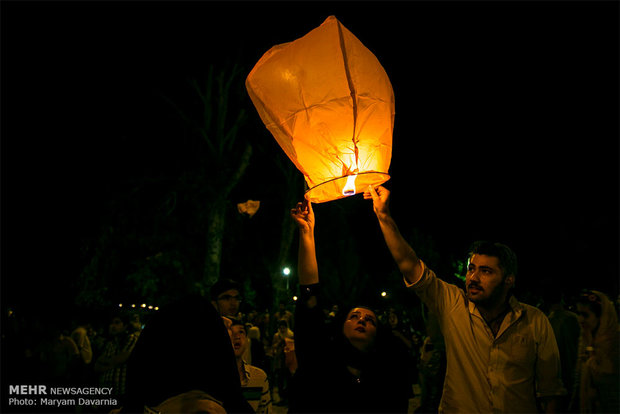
[123,294,253,413]
[570,290,619,413]
[288,201,411,413]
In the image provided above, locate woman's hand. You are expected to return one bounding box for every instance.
[292,199,319,285]
[290,200,315,234]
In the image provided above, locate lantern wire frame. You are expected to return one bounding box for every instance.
[305,171,390,203]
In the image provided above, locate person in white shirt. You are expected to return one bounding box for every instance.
[365,185,566,413]
[230,320,272,414]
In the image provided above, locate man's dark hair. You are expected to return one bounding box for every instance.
[467,241,518,280]
[108,310,132,327]
[230,319,245,329]
[210,278,242,300]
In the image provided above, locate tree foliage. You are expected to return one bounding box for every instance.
[77,63,254,307]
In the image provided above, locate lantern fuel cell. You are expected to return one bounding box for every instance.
[342,174,357,196]
[246,16,394,203]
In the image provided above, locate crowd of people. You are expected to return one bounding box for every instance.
[3,186,619,413]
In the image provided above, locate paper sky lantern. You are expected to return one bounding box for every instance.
[246,16,394,203]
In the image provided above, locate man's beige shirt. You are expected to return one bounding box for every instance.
[407,263,566,413]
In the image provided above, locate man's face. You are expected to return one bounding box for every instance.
[342,307,377,353]
[214,289,241,317]
[466,254,513,307]
[230,325,248,358]
[108,317,126,336]
[130,315,141,331]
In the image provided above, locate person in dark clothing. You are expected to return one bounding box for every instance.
[288,201,411,413]
[94,311,140,407]
[542,288,580,412]
[124,294,252,413]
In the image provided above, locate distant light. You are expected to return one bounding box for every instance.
[141,303,146,308]
[148,305,153,310]
[119,303,123,308]
[282,267,291,276]
[154,307,159,311]
[381,291,387,297]
[293,296,298,301]
[131,304,136,308]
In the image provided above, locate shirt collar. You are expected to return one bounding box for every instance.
[240,360,251,380]
[467,295,523,318]
[508,295,523,313]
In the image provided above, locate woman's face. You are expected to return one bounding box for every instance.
[576,303,600,334]
[342,307,378,352]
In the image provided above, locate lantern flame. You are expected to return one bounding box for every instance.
[342,174,357,196]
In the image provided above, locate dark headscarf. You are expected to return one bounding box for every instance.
[124,294,252,413]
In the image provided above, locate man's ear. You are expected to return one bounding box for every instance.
[505,274,515,289]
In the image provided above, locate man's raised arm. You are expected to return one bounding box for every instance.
[364,186,424,285]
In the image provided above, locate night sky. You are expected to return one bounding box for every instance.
[2,1,618,313]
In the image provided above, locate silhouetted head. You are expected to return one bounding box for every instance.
[125,294,252,413]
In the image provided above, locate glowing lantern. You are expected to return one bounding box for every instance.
[246,16,394,203]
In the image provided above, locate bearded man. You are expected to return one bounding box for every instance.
[365,185,566,413]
